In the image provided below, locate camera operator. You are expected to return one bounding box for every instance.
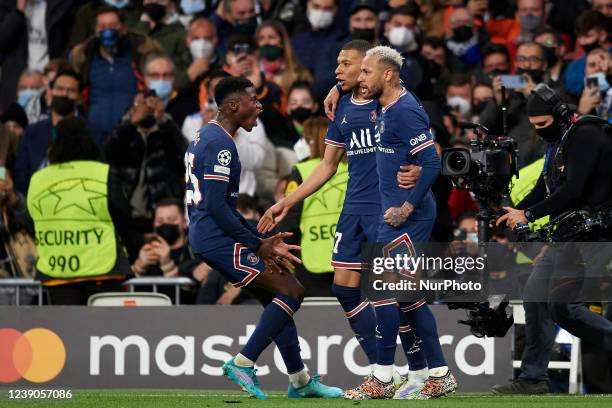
[493,84,612,394]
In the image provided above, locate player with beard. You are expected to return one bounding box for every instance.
[185,77,342,399]
[345,46,457,399]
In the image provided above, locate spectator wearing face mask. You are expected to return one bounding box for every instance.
[132,197,207,304]
[420,36,451,101]
[210,0,259,55]
[22,58,73,125]
[105,90,186,259]
[445,7,490,74]
[133,0,190,66]
[445,74,473,123]
[144,55,191,127]
[471,82,494,122]
[0,104,28,140]
[14,69,83,195]
[577,48,612,121]
[0,0,74,110]
[291,0,342,76]
[479,42,548,168]
[534,27,568,90]
[72,6,163,145]
[285,81,320,163]
[16,70,45,111]
[177,0,206,26]
[565,10,611,98]
[487,0,547,63]
[68,0,141,51]
[256,20,313,96]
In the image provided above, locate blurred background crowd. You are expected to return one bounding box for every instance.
[1,0,612,307]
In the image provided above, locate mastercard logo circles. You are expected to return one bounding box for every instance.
[0,328,66,383]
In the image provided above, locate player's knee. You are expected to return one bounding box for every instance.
[283,282,305,304]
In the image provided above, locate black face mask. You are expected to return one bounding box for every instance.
[542,46,558,67]
[235,15,258,35]
[582,41,600,54]
[51,96,76,116]
[452,26,473,43]
[137,114,156,129]
[144,3,166,23]
[290,107,312,123]
[352,28,376,43]
[472,100,489,115]
[517,67,545,84]
[155,223,181,245]
[536,122,563,142]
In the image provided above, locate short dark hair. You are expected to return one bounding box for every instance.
[94,5,125,24]
[214,76,254,105]
[481,43,510,63]
[447,73,472,88]
[422,36,445,49]
[534,26,563,47]
[288,80,316,101]
[341,39,372,55]
[155,197,185,216]
[390,4,420,20]
[227,34,256,55]
[48,118,101,164]
[51,69,83,92]
[237,194,259,214]
[576,10,606,36]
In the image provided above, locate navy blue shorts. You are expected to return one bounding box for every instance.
[195,238,265,288]
[331,212,379,271]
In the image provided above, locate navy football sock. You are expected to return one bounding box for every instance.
[400,301,447,369]
[274,318,305,374]
[372,298,400,365]
[332,284,377,364]
[241,294,301,363]
[398,307,428,371]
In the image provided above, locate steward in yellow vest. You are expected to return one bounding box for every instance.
[25,118,128,304]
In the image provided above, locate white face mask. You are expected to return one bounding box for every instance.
[447,95,471,117]
[189,38,214,60]
[294,137,312,161]
[388,26,414,49]
[307,9,334,30]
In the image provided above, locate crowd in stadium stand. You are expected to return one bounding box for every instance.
[1,0,612,307]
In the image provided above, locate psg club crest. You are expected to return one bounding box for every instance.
[379,120,385,134]
[217,150,232,166]
[369,110,377,122]
[247,253,260,265]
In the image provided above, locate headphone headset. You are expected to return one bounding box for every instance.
[532,83,574,124]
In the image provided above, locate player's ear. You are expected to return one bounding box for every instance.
[229,100,239,112]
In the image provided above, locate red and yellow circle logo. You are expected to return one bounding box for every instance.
[0,328,66,383]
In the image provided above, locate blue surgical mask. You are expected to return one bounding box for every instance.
[104,0,130,8]
[99,28,119,49]
[181,0,205,15]
[149,79,173,102]
[17,88,39,107]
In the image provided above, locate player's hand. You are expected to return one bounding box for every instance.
[496,206,528,230]
[264,257,289,274]
[257,200,289,233]
[192,262,212,282]
[383,202,414,227]
[397,165,421,189]
[257,232,302,265]
[151,239,172,265]
[324,85,341,120]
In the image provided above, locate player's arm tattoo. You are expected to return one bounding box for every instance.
[384,201,415,227]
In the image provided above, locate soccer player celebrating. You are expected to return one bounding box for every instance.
[185,77,342,399]
[345,45,458,399]
[258,40,430,399]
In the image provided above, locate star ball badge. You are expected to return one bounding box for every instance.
[369,110,377,122]
[217,150,232,166]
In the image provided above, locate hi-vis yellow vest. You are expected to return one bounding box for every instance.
[295,159,348,273]
[510,157,550,230]
[27,161,117,279]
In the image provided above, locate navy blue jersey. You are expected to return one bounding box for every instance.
[375,89,440,221]
[186,120,261,254]
[325,93,380,215]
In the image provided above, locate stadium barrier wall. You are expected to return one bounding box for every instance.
[0,305,511,391]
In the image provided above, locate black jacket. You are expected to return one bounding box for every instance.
[0,0,75,110]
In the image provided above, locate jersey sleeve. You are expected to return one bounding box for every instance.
[324,106,345,149]
[398,107,441,207]
[200,139,262,252]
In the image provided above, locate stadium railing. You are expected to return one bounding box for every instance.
[87,292,173,306]
[122,276,195,305]
[0,278,43,305]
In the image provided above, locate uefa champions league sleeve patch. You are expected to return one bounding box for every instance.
[217,150,232,166]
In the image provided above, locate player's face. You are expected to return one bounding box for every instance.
[358,55,384,100]
[236,86,262,132]
[335,49,363,92]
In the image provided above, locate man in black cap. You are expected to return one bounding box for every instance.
[493,84,612,394]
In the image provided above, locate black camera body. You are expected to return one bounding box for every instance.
[442,127,518,206]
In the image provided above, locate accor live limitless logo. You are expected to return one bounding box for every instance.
[0,328,66,383]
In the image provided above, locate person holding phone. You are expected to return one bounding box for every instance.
[578,48,612,120]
